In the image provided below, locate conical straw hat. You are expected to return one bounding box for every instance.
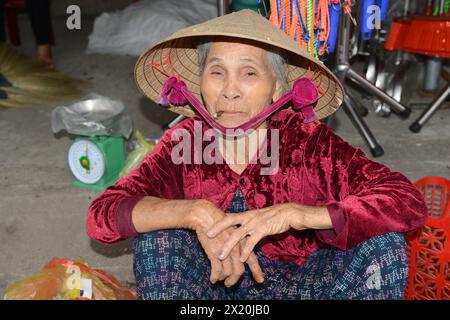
[135,9,343,119]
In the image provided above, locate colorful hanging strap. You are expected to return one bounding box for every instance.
[268,0,357,58]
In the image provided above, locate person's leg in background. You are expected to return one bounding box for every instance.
[25,0,53,67]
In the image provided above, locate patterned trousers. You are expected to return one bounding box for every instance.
[133,190,409,300]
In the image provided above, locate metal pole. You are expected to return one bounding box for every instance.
[337,9,351,66]
[346,68,410,117]
[332,9,383,156]
[410,84,450,132]
[403,0,410,16]
[217,0,229,16]
[423,57,442,92]
[343,93,384,157]
[439,0,446,15]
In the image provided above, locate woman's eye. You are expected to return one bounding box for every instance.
[246,71,257,76]
[210,71,222,75]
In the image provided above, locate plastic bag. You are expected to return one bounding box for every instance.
[3,258,137,300]
[51,93,133,139]
[86,0,217,56]
[119,130,156,177]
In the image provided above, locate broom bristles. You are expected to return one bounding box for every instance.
[0,43,89,108]
[1,86,83,107]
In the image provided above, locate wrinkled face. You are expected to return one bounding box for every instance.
[200,40,282,129]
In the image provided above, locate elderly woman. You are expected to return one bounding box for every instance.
[86,10,427,300]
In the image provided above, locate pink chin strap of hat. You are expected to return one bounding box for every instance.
[159,76,319,137]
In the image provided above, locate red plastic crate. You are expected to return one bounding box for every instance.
[405,176,450,300]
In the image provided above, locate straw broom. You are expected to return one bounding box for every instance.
[0,43,88,108]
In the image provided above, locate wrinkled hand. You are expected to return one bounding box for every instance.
[207,203,306,263]
[193,200,264,286]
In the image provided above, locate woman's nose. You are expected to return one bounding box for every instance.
[222,78,241,100]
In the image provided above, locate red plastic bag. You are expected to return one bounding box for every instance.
[3,258,137,300]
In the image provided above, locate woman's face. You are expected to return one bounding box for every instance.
[200,40,282,129]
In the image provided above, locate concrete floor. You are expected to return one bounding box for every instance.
[0,15,449,297]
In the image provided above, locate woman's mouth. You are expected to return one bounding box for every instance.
[213,110,246,120]
[217,110,245,116]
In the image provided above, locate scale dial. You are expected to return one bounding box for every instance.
[68,140,105,184]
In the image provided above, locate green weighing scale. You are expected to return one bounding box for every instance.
[51,94,133,191]
[67,136,125,191]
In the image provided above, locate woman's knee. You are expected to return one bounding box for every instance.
[355,232,409,291]
[133,229,204,274]
[133,229,198,255]
[333,233,409,299]
[357,232,407,262]
[133,229,200,271]
[132,229,211,299]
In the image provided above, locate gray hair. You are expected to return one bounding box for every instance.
[197,40,288,93]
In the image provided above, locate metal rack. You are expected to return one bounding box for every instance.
[333,10,411,157]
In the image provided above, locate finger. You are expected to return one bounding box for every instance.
[246,252,264,283]
[219,256,233,281]
[218,226,251,260]
[224,246,245,287]
[209,258,223,284]
[240,232,262,263]
[207,214,243,238]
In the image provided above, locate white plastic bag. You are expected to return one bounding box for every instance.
[87,0,217,56]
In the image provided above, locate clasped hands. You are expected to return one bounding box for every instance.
[193,200,309,288]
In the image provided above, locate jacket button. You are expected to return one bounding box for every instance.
[239,178,245,186]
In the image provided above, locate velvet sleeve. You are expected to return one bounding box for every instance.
[86,130,184,244]
[303,124,427,250]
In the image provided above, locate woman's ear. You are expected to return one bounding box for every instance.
[272,80,284,102]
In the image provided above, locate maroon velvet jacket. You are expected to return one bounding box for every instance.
[86,108,427,266]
